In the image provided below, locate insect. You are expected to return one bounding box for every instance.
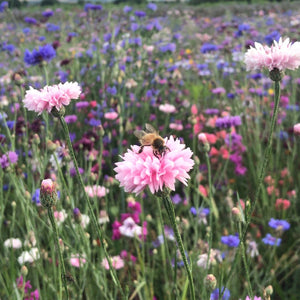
[134,124,170,158]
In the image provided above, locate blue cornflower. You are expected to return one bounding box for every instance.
[238,23,250,31]
[2,43,15,53]
[268,218,290,231]
[107,86,117,95]
[88,118,101,127]
[32,188,41,205]
[42,9,54,18]
[23,27,31,35]
[286,104,299,111]
[103,33,112,42]
[160,43,176,53]
[200,43,218,53]
[46,23,60,32]
[147,3,157,11]
[210,287,230,300]
[264,30,280,46]
[262,233,281,246]
[24,17,38,25]
[24,44,56,66]
[221,234,240,247]
[0,1,8,12]
[84,3,102,11]
[134,10,146,18]
[123,6,132,13]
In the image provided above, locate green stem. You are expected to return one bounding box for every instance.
[241,80,281,242]
[47,207,69,300]
[57,115,125,297]
[159,190,195,300]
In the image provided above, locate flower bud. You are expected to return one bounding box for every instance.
[231,207,242,222]
[51,106,65,118]
[269,68,283,82]
[40,179,58,208]
[205,274,217,291]
[21,265,28,276]
[294,123,300,135]
[73,208,82,223]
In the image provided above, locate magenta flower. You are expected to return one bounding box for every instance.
[114,136,194,195]
[23,82,81,115]
[245,37,300,71]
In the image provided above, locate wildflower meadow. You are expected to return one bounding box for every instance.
[1,1,300,299]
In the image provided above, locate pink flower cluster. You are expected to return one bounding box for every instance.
[23,82,81,114]
[112,199,147,240]
[245,37,300,71]
[114,135,194,195]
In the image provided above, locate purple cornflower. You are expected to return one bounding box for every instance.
[46,23,60,32]
[171,194,182,205]
[107,86,117,95]
[123,6,132,13]
[134,11,146,18]
[205,108,219,115]
[268,218,290,231]
[147,3,157,11]
[0,151,18,169]
[65,115,78,124]
[262,233,281,246]
[76,101,89,109]
[32,188,41,205]
[221,234,240,247]
[212,87,226,94]
[210,287,231,300]
[24,44,56,66]
[24,17,38,25]
[42,9,54,18]
[84,3,102,11]
[215,116,241,129]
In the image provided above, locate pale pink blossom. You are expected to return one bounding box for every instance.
[159,104,176,113]
[245,37,300,71]
[101,255,124,270]
[70,254,86,268]
[54,210,68,226]
[294,123,300,135]
[104,111,118,120]
[114,136,194,195]
[4,238,22,249]
[23,82,81,115]
[85,185,108,198]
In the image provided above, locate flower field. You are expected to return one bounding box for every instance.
[1,1,300,299]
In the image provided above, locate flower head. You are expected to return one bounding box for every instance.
[262,233,281,246]
[114,136,194,195]
[23,82,81,115]
[245,37,300,72]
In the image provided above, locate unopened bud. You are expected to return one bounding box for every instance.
[40,179,58,208]
[205,274,217,291]
[33,134,40,145]
[21,265,28,276]
[231,207,241,222]
[264,285,273,296]
[73,208,82,223]
[269,68,283,82]
[198,133,210,152]
[51,106,65,118]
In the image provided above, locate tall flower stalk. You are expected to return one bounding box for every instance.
[40,179,69,300]
[157,189,195,300]
[22,82,125,297]
[114,132,195,299]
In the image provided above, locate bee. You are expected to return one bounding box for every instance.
[134,124,170,158]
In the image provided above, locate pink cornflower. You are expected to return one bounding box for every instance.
[23,82,81,115]
[245,37,300,72]
[69,254,86,268]
[85,185,108,198]
[294,123,300,135]
[114,136,194,195]
[101,255,125,270]
[104,111,118,120]
[159,103,176,113]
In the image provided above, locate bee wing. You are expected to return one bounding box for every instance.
[145,123,157,133]
[134,130,147,140]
